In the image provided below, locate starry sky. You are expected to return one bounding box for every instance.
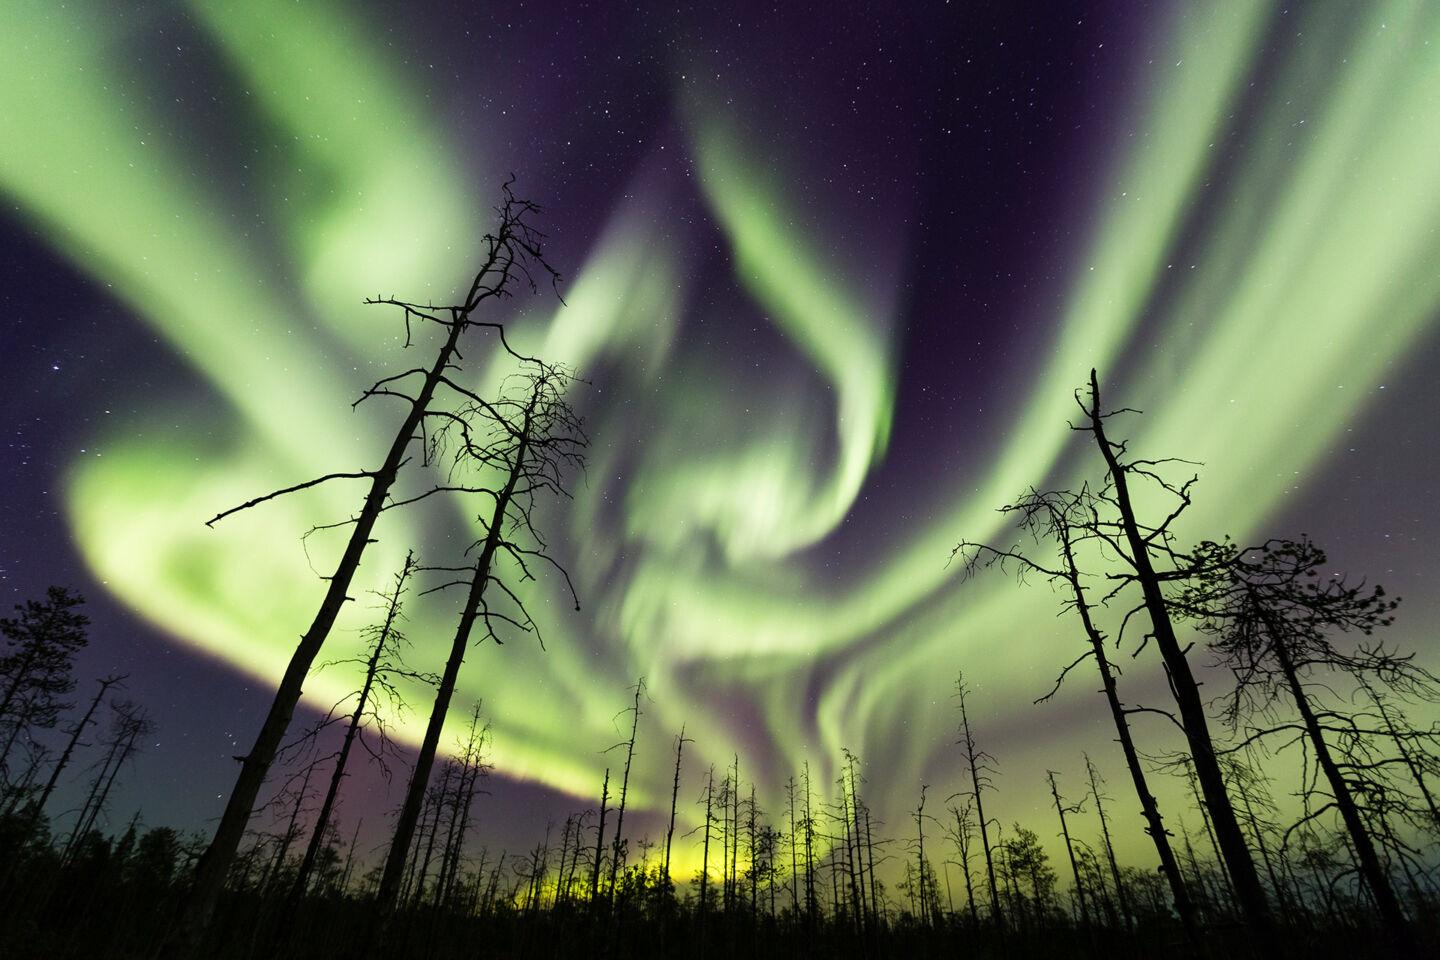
[3,0,1439,879]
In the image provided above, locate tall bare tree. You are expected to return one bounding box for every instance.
[954,674,1003,929]
[606,677,646,898]
[1074,369,1272,939]
[663,724,691,893]
[374,357,583,918]
[954,487,1198,937]
[284,552,421,914]
[168,184,560,950]
[33,673,126,815]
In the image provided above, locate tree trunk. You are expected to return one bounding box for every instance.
[664,726,688,891]
[373,418,532,918]
[1056,521,1197,938]
[35,675,123,814]
[1271,624,1414,952]
[1049,772,1090,927]
[170,319,467,953]
[1084,369,1272,939]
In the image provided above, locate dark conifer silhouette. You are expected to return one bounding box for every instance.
[0,586,89,782]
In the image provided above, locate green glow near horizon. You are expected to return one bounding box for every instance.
[3,0,1438,873]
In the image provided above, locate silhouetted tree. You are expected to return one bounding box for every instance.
[375,356,584,919]
[954,673,1003,928]
[0,587,89,782]
[1084,752,1133,929]
[607,677,646,899]
[1178,535,1426,954]
[170,183,562,950]
[592,767,612,905]
[33,674,125,816]
[1048,770,1090,927]
[62,699,151,862]
[663,724,691,896]
[999,824,1055,931]
[284,552,421,916]
[948,799,980,929]
[1074,369,1273,938]
[954,486,1199,937]
[437,705,491,908]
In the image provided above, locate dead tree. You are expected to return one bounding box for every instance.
[34,674,125,815]
[841,748,873,932]
[259,760,318,898]
[1075,369,1272,938]
[591,767,611,904]
[954,486,1198,937]
[606,677,646,898]
[170,184,560,949]
[62,699,151,861]
[786,775,801,918]
[954,673,1003,929]
[438,705,491,908]
[912,784,938,927]
[698,765,715,917]
[663,724,691,893]
[1085,753,1133,929]
[285,553,421,912]
[374,358,584,916]
[1177,536,1425,954]
[1048,770,1091,927]
[950,800,980,929]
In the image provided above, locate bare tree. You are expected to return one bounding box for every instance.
[62,699,152,861]
[1084,753,1133,929]
[1047,771,1090,927]
[33,673,126,815]
[169,183,560,950]
[954,673,1003,929]
[1073,369,1272,938]
[437,705,491,908]
[374,357,584,917]
[663,724,691,894]
[606,677,646,898]
[954,486,1198,937]
[591,767,612,905]
[286,552,422,911]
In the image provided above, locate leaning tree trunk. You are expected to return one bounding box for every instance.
[168,319,467,953]
[374,429,531,917]
[1270,621,1414,954]
[1055,519,1200,940]
[1085,369,1272,941]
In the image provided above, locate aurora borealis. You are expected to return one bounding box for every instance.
[3,0,1439,877]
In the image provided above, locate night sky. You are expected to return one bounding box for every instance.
[3,0,1438,879]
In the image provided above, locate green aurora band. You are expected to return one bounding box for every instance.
[3,0,1438,869]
